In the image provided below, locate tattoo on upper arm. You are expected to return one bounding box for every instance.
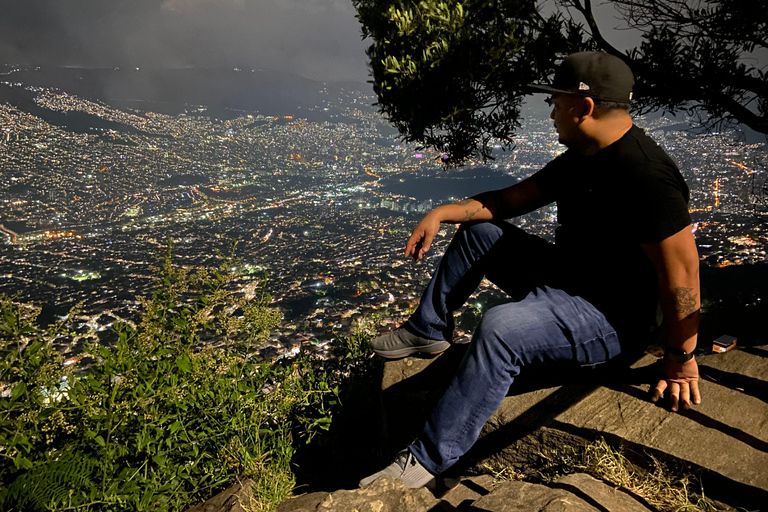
[674,287,698,317]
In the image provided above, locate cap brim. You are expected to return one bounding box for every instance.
[526,83,579,95]
[527,83,631,104]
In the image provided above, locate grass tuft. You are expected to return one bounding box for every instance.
[537,438,722,512]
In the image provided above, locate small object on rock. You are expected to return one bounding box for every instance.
[712,334,737,353]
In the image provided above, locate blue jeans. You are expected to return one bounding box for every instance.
[406,221,623,475]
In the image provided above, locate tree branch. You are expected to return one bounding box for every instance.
[565,0,626,59]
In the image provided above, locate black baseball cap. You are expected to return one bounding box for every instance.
[528,51,634,104]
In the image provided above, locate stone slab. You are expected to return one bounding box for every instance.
[467,479,597,512]
[541,349,768,489]
[440,475,496,510]
[381,345,768,509]
[466,474,655,512]
[555,473,654,512]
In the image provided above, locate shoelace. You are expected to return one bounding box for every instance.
[393,450,412,470]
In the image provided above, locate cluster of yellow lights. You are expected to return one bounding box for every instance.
[43,230,77,239]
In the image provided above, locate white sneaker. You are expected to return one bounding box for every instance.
[359,448,436,489]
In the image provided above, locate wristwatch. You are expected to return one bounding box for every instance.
[664,347,695,364]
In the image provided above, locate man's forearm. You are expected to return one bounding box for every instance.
[430,195,497,224]
[644,226,702,411]
[657,245,700,352]
[642,226,701,352]
[660,281,700,352]
[430,181,542,224]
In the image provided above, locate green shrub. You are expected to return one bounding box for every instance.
[0,242,373,511]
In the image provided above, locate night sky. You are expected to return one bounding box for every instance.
[5,1,755,85]
[1,0,370,82]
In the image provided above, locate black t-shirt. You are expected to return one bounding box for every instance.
[530,125,691,338]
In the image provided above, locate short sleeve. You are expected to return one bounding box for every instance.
[625,163,691,243]
[529,151,574,201]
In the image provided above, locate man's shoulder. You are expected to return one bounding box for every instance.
[619,125,675,164]
[603,126,679,179]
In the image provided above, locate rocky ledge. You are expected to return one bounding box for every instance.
[197,472,659,512]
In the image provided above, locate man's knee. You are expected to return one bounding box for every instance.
[453,221,508,255]
[457,220,505,240]
[472,306,522,363]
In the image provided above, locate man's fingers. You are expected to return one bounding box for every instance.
[651,380,667,403]
[668,382,680,412]
[404,233,421,258]
[420,232,434,255]
[680,383,691,410]
[691,379,702,405]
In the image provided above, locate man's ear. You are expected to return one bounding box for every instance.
[581,97,596,118]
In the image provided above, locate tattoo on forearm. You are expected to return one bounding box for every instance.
[454,198,484,221]
[674,287,698,317]
[460,207,483,221]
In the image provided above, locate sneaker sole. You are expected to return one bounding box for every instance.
[374,341,451,359]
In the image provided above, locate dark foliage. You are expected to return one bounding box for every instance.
[354,0,767,164]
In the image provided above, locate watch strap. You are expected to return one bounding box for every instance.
[664,347,695,363]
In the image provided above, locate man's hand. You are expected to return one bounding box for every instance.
[651,358,702,412]
[405,212,442,262]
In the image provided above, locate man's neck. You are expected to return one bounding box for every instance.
[575,116,634,156]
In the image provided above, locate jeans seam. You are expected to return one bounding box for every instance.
[551,330,618,350]
[531,330,618,364]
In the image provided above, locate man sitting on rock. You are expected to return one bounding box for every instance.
[360,52,701,490]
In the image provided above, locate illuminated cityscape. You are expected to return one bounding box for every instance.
[1,66,766,362]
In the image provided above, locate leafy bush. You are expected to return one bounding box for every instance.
[0,242,373,511]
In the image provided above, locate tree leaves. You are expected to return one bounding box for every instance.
[354,0,767,164]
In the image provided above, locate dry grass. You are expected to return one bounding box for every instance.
[538,438,722,512]
[480,462,525,484]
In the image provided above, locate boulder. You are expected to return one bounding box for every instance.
[276,492,331,512]
[185,480,254,512]
[277,476,458,512]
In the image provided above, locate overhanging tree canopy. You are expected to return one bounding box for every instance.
[353,0,768,164]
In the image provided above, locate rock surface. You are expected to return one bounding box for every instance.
[277,476,457,512]
[440,475,495,510]
[381,345,768,510]
[193,345,768,512]
[185,480,254,512]
[469,479,601,512]
[197,472,660,512]
[553,473,654,512]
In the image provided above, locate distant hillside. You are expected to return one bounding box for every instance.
[4,66,373,119]
[0,84,157,136]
